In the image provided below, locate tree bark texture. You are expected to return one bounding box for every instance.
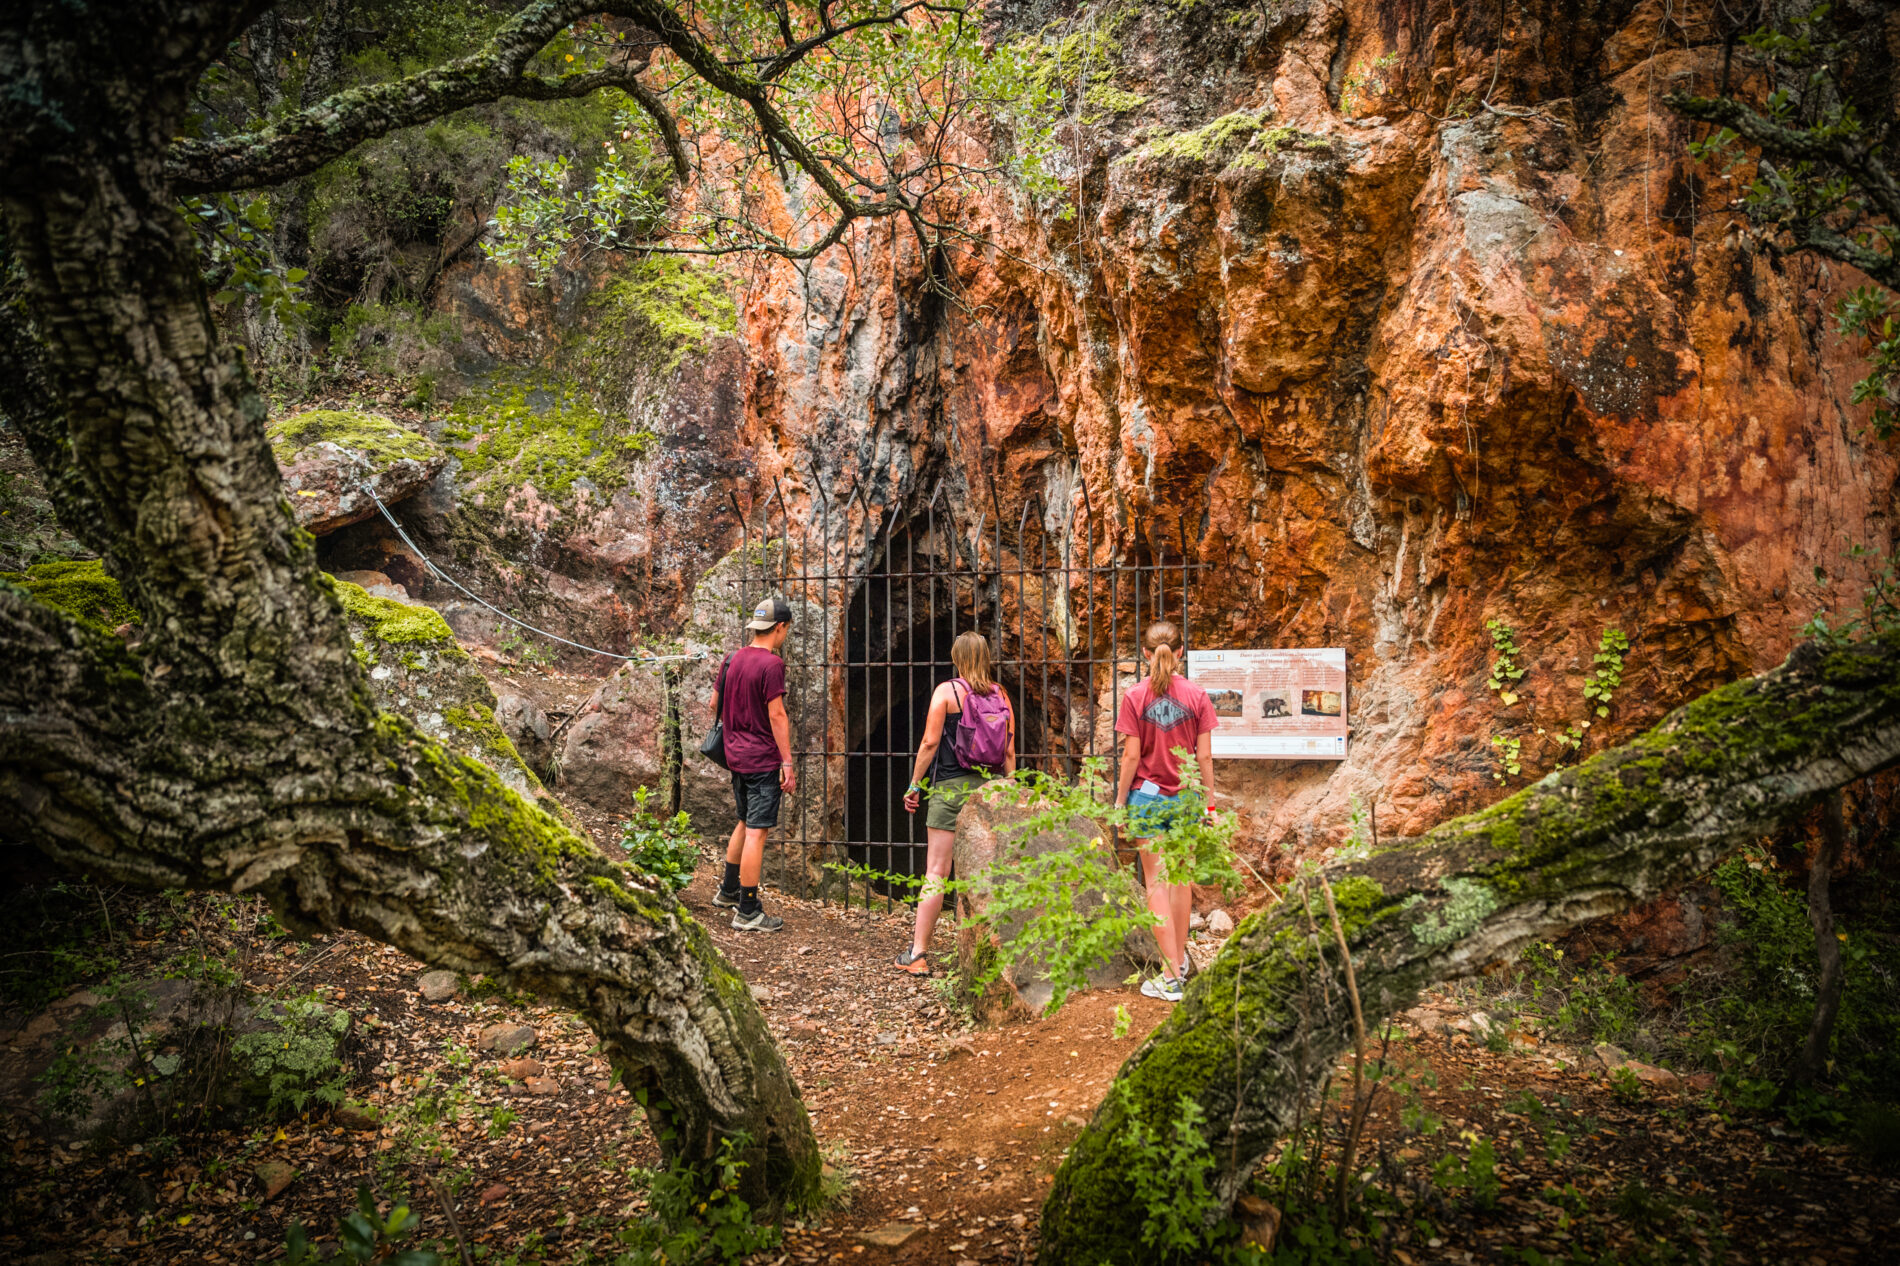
[1793,791,1848,1087]
[1039,633,1900,1266]
[0,0,817,1204]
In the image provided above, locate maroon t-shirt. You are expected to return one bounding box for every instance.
[719,646,787,774]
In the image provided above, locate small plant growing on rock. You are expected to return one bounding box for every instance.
[1583,627,1629,718]
[1484,618,1525,704]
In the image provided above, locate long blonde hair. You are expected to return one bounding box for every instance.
[950,631,997,695]
[1144,621,1182,697]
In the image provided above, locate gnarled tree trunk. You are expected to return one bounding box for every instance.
[0,0,816,1206]
[1039,632,1900,1265]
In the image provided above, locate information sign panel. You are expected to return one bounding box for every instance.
[1187,647,1348,759]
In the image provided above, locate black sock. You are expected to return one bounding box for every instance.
[721,862,741,893]
[738,885,761,915]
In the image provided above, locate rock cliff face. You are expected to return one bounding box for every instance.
[663,0,1897,858]
[371,0,1894,861]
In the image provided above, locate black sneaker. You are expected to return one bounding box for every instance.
[712,886,743,908]
[731,907,784,932]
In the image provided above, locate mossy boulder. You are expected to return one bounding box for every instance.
[331,577,560,811]
[0,559,141,635]
[271,409,447,535]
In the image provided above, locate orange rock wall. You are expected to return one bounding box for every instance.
[715,0,1898,861]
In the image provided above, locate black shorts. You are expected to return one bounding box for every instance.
[731,769,783,830]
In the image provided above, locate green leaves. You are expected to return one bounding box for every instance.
[276,1187,440,1266]
[1837,285,1899,438]
[1483,618,1525,705]
[613,1133,780,1265]
[1581,627,1628,718]
[620,787,701,893]
[1117,1088,1220,1259]
[484,150,667,283]
[177,192,309,326]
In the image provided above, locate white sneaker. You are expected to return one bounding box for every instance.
[1140,975,1184,1002]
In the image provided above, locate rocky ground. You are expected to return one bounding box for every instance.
[3,830,1897,1266]
[0,660,1893,1264]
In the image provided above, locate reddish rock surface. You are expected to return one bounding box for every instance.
[278,437,446,536]
[402,1,1896,875]
[698,0,1899,861]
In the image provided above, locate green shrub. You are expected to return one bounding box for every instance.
[1686,849,1900,1096]
[613,1134,779,1265]
[620,788,701,893]
[1118,1089,1222,1261]
[230,995,352,1119]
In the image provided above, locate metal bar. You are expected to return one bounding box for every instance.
[881,494,896,910]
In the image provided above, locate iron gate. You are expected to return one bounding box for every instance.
[730,475,1198,907]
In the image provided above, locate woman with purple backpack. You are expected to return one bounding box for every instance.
[894,631,1016,976]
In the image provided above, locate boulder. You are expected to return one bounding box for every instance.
[494,691,553,774]
[271,409,446,535]
[477,1023,537,1055]
[332,576,562,813]
[1207,909,1235,935]
[952,793,1140,1017]
[560,659,673,818]
[254,1161,296,1200]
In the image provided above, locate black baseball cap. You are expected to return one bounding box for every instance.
[745,595,792,631]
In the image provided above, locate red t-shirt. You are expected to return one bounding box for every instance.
[1115,677,1218,795]
[718,646,787,774]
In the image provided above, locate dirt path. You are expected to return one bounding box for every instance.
[683,870,1172,1265]
[5,852,1898,1264]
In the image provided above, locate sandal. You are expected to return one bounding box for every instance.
[893,948,931,977]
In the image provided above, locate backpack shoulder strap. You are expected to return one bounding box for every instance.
[947,677,967,713]
[714,653,732,723]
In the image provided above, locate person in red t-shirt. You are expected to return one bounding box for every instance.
[1114,620,1220,1003]
[710,596,797,931]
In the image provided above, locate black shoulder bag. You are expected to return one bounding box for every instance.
[699,654,731,769]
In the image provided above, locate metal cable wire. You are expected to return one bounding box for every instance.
[356,482,707,666]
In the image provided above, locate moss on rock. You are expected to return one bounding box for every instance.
[0,559,141,635]
[331,578,461,649]
[441,372,644,503]
[588,258,737,369]
[268,409,440,469]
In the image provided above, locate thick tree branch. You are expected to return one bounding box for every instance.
[170,7,681,195]
[0,583,820,1204]
[1,0,819,1196]
[1040,631,1900,1265]
[1667,89,1900,287]
[625,74,691,179]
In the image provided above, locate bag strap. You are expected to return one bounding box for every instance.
[949,677,967,714]
[714,654,731,724]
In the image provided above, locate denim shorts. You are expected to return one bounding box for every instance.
[1125,788,1200,838]
[731,769,783,829]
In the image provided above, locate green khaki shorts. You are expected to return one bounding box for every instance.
[925,773,982,832]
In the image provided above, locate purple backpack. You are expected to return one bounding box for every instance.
[950,678,1012,771]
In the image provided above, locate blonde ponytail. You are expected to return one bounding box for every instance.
[950,630,996,695]
[1144,621,1182,697]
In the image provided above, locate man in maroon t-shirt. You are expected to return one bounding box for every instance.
[710,596,797,930]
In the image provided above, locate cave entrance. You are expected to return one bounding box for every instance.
[734,481,1197,906]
